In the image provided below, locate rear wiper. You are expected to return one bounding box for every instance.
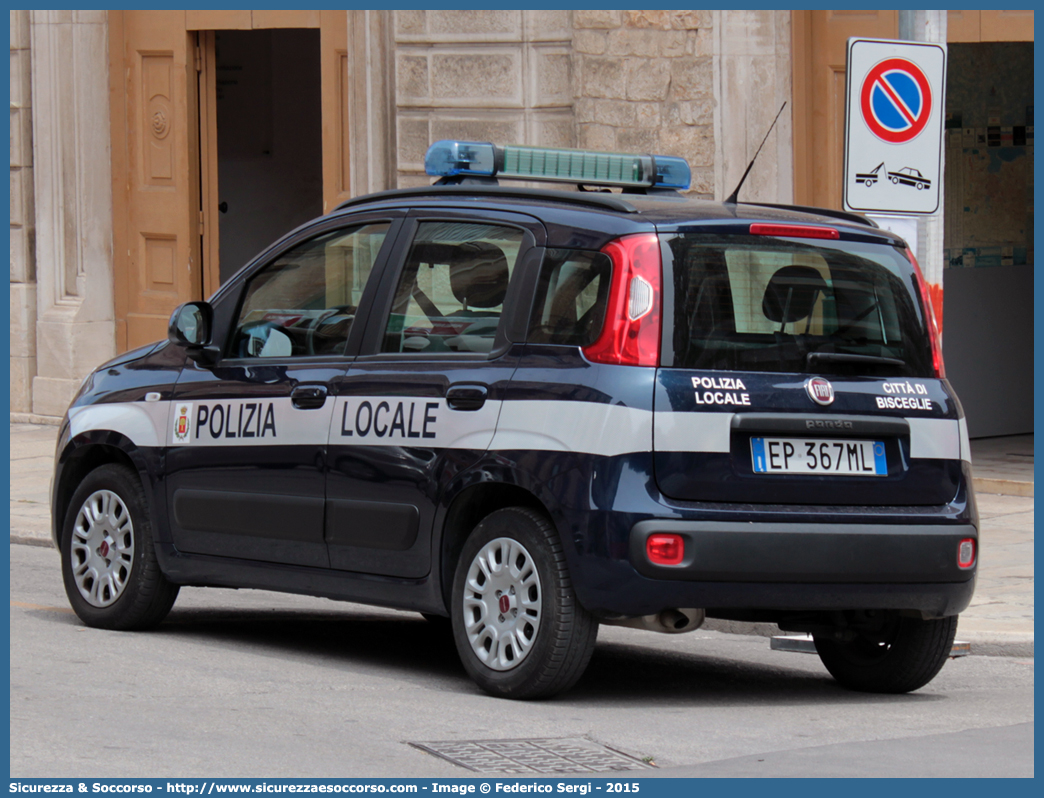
[806,352,905,368]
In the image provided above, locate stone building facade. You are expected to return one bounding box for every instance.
[10,10,36,411]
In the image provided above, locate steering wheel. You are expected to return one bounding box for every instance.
[306,305,355,355]
[235,320,283,358]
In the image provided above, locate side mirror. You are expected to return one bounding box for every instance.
[168,302,219,364]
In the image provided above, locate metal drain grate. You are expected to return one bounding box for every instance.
[409,737,653,774]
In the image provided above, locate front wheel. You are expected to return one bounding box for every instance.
[451,507,598,699]
[60,464,180,630]
[814,613,958,693]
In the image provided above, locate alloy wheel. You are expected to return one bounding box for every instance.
[69,489,135,607]
[462,536,542,671]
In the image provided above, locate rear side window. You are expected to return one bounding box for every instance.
[528,249,611,346]
[665,234,934,377]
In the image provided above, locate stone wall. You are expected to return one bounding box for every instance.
[10,10,36,412]
[29,11,116,417]
[572,10,716,198]
[393,10,575,187]
[714,10,793,205]
[389,10,794,203]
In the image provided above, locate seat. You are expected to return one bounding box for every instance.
[762,265,827,333]
[446,242,509,316]
[407,241,508,353]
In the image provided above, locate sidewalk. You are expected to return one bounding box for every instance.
[8,420,1034,657]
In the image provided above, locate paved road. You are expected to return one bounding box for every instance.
[10,545,1033,778]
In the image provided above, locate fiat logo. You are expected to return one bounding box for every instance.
[806,377,835,406]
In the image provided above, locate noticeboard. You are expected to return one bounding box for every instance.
[843,38,947,215]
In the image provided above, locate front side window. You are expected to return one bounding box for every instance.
[231,222,390,358]
[666,234,934,377]
[381,221,524,354]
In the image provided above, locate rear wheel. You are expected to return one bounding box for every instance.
[813,613,958,693]
[60,464,179,630]
[451,507,598,699]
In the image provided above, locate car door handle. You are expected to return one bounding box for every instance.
[446,384,488,411]
[291,385,328,409]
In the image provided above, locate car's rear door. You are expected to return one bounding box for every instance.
[323,208,545,577]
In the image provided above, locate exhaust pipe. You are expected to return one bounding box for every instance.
[601,608,706,634]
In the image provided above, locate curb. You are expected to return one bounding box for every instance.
[11,535,54,549]
[702,618,1033,658]
[973,477,1033,498]
[11,412,62,426]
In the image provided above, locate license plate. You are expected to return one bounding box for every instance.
[751,437,887,476]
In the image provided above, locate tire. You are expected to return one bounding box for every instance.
[451,507,598,699]
[814,614,958,693]
[60,463,179,630]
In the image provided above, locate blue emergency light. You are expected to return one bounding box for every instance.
[424,140,691,190]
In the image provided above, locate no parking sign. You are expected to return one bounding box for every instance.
[844,38,946,215]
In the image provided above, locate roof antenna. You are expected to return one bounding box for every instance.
[725,102,787,205]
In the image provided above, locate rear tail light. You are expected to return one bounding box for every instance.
[905,248,946,377]
[583,233,662,367]
[958,538,976,569]
[646,534,685,566]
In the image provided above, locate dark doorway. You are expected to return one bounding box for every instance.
[942,42,1033,437]
[215,29,323,284]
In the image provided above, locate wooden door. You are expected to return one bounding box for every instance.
[792,11,898,208]
[197,30,220,297]
[949,10,1035,43]
[110,10,202,351]
[320,10,350,214]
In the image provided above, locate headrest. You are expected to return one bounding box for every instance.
[762,265,827,324]
[411,241,508,309]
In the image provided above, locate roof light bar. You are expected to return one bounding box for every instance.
[424,140,691,190]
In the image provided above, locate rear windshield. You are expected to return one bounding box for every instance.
[663,234,934,378]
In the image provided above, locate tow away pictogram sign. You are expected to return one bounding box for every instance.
[844,38,946,215]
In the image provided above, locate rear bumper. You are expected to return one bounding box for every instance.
[629,520,977,584]
[573,519,978,620]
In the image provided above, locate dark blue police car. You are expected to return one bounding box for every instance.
[52,140,976,699]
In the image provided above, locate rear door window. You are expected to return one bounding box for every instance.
[664,234,934,377]
[380,222,524,355]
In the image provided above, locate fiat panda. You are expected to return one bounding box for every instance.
[52,141,976,699]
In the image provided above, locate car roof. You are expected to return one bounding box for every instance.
[329,184,906,246]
